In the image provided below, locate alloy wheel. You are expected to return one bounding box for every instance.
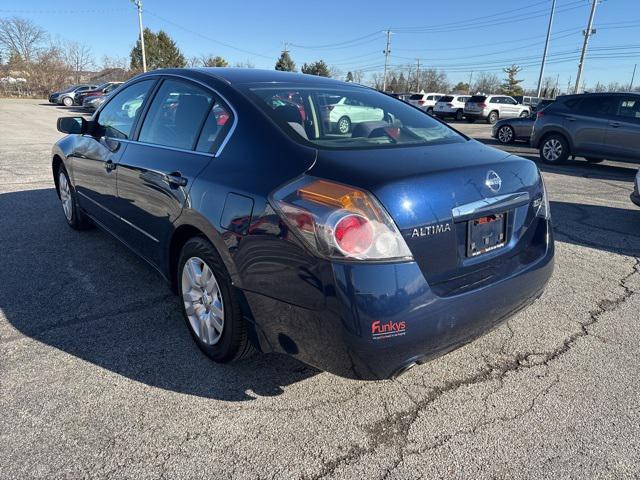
[498,126,513,143]
[181,256,224,345]
[58,171,73,221]
[337,117,350,134]
[543,138,562,161]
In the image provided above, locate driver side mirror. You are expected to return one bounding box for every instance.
[57,116,86,134]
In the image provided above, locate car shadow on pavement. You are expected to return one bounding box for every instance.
[0,188,318,402]
[550,201,640,257]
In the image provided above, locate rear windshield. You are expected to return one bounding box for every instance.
[248,86,465,150]
[439,96,454,102]
[469,95,487,103]
[409,94,424,100]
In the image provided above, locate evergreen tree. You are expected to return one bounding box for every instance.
[201,55,228,67]
[301,60,330,77]
[501,64,524,96]
[452,81,470,93]
[346,71,354,82]
[130,28,186,71]
[275,50,296,71]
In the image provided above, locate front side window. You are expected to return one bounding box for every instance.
[97,79,155,139]
[249,86,465,150]
[139,79,214,150]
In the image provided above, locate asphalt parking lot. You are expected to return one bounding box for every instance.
[1,99,639,479]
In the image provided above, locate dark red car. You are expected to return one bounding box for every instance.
[75,82,123,106]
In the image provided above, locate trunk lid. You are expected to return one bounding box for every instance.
[309,140,546,296]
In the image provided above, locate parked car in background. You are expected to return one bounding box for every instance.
[325,95,384,133]
[513,95,553,110]
[52,68,553,380]
[464,95,530,124]
[433,95,471,120]
[57,85,96,106]
[75,82,123,106]
[531,92,640,164]
[492,101,554,144]
[408,92,445,114]
[631,168,640,207]
[82,94,110,111]
[49,85,93,106]
[532,99,554,112]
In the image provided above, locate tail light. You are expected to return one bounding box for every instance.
[418,100,426,105]
[446,103,454,107]
[536,111,545,118]
[478,103,487,108]
[272,176,413,261]
[533,174,550,219]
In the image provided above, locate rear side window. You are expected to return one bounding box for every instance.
[139,79,213,150]
[97,79,155,139]
[196,103,234,153]
[439,96,454,102]
[469,95,487,103]
[409,94,423,100]
[574,96,618,117]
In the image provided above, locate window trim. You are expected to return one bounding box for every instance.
[92,72,238,158]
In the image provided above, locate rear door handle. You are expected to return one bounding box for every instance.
[609,122,620,128]
[105,160,116,172]
[566,116,576,122]
[165,172,188,187]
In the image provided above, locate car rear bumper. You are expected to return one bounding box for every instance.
[243,221,554,380]
[464,112,487,120]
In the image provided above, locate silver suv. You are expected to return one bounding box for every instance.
[464,95,530,124]
[531,93,640,164]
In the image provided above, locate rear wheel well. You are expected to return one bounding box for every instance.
[169,225,208,293]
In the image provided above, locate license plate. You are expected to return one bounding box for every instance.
[467,213,506,257]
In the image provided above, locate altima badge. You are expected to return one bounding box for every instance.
[411,223,452,238]
[485,170,502,193]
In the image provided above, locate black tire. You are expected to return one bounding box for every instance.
[56,164,93,230]
[540,133,570,164]
[455,109,464,121]
[336,116,351,134]
[585,157,604,163]
[62,96,73,107]
[466,117,476,123]
[487,111,499,124]
[177,237,254,363]
[497,125,515,144]
[426,107,434,115]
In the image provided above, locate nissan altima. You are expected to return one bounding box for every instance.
[52,68,554,380]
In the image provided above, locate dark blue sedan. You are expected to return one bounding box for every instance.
[52,68,554,380]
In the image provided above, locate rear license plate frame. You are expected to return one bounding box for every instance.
[466,212,507,257]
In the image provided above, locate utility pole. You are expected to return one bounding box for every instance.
[131,0,147,72]
[536,0,556,98]
[382,29,392,92]
[630,64,637,91]
[468,71,474,94]
[574,0,598,94]
[415,58,421,92]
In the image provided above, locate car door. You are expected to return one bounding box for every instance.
[70,79,156,231]
[502,97,518,118]
[605,96,640,161]
[567,95,617,156]
[113,77,233,265]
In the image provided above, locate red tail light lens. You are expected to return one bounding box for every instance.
[418,100,425,105]
[536,111,545,118]
[478,103,487,108]
[272,177,413,261]
[334,214,374,255]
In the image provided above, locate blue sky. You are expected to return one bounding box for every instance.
[2,0,639,90]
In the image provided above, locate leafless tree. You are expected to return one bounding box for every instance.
[0,17,45,63]
[472,72,501,94]
[65,41,94,83]
[233,60,255,68]
[351,70,364,84]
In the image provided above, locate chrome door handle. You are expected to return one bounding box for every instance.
[566,116,576,122]
[165,173,188,187]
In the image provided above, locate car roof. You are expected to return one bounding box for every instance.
[197,67,355,86]
[556,92,640,100]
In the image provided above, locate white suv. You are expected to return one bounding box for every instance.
[464,95,530,124]
[434,95,471,120]
[408,92,445,114]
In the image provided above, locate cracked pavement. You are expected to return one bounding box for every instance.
[1,100,639,479]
